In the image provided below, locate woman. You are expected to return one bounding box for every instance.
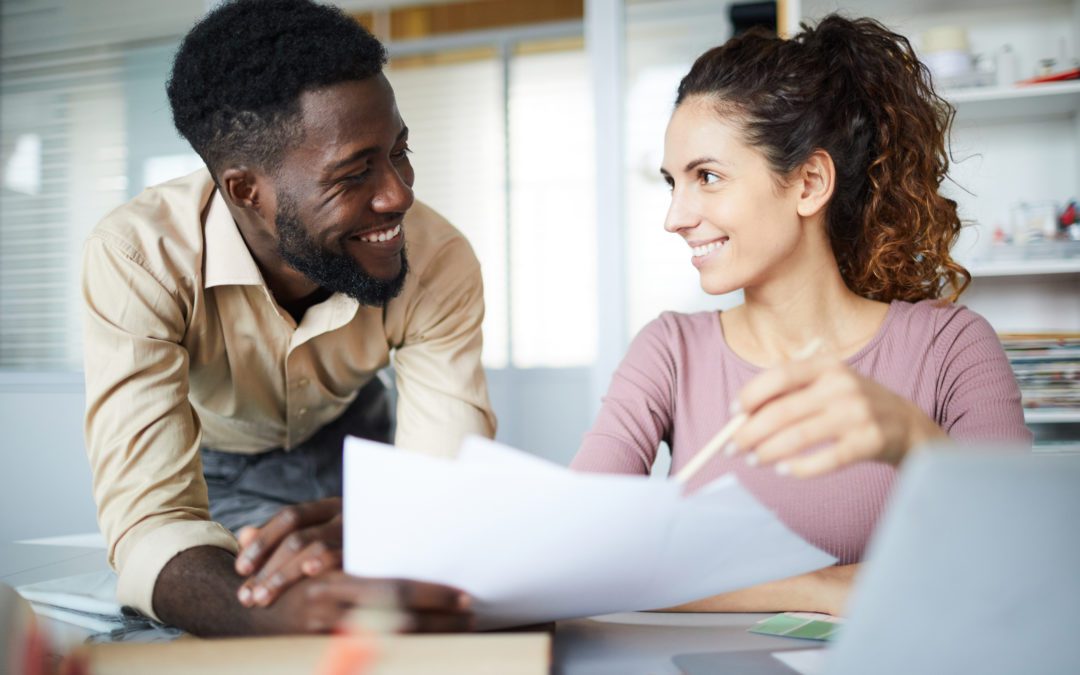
[570,15,1031,616]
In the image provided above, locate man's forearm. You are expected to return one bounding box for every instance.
[152,546,265,636]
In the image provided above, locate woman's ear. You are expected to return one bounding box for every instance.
[795,149,835,218]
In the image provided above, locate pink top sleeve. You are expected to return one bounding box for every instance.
[571,316,678,474]
[931,307,1030,441]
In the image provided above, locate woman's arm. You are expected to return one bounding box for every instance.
[571,316,679,475]
[662,564,860,617]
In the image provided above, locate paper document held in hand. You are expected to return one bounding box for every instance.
[343,435,835,629]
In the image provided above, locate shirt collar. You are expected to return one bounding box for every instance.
[201,188,363,336]
[203,189,266,289]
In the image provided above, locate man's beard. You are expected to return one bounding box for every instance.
[275,198,409,307]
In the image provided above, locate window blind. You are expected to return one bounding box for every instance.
[1,56,127,369]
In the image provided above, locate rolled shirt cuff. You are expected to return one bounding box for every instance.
[115,519,238,621]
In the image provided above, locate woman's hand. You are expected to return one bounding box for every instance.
[235,498,344,607]
[730,356,948,478]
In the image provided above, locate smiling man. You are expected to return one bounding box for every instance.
[81,0,494,635]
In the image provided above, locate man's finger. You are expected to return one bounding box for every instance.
[302,546,343,577]
[237,526,258,548]
[396,579,472,613]
[399,611,476,634]
[235,498,342,576]
[308,574,471,614]
[239,523,343,607]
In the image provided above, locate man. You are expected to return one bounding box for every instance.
[82,0,494,635]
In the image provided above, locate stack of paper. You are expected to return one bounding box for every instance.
[343,436,836,629]
[16,571,182,642]
[999,333,1080,412]
[17,571,122,634]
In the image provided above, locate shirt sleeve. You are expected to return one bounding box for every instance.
[82,234,237,620]
[391,238,497,456]
[933,307,1033,444]
[570,315,677,475]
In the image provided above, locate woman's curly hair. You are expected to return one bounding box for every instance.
[676,14,970,302]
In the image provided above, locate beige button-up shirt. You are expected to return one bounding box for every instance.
[82,169,496,619]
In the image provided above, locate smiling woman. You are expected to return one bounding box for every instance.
[572,14,1031,618]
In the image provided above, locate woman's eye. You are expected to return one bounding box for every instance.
[701,171,721,185]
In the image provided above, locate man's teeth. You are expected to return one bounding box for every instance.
[360,223,402,243]
[691,240,726,257]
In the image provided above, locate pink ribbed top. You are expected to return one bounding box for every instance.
[572,300,1032,564]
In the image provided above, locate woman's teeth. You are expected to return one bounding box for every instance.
[359,223,402,243]
[691,239,726,257]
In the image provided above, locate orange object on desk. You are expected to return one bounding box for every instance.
[317,632,377,675]
[1018,67,1080,85]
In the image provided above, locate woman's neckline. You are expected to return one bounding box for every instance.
[713,300,902,372]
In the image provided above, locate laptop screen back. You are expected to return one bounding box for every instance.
[828,448,1080,675]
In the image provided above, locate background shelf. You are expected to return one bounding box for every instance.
[945,81,1080,122]
[1025,409,1080,424]
[968,258,1080,277]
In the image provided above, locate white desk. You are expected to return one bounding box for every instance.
[1,542,109,587]
[3,542,807,674]
[556,612,803,674]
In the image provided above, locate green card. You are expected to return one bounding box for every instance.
[749,612,843,641]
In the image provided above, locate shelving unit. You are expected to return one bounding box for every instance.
[968,259,1080,278]
[792,0,1080,443]
[945,80,1080,122]
[1026,410,1080,424]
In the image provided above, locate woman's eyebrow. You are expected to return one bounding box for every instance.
[683,156,729,172]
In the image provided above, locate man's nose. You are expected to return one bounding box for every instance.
[372,166,414,214]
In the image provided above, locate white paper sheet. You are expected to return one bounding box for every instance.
[16,533,106,549]
[344,435,836,629]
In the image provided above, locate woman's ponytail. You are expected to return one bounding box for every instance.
[676,14,970,302]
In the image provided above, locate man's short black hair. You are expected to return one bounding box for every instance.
[167,0,387,176]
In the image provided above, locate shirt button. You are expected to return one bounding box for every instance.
[299,407,308,416]
[298,378,309,387]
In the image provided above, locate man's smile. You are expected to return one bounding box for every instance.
[352,222,402,243]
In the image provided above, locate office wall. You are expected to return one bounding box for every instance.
[0,387,97,544]
[0,368,594,544]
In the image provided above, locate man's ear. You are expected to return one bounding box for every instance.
[795,149,835,219]
[220,167,267,213]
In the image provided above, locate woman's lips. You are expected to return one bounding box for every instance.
[690,237,728,268]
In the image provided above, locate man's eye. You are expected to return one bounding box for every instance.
[344,171,370,184]
[391,145,413,161]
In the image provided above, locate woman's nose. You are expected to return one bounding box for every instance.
[664,188,699,234]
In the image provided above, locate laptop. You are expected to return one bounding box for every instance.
[676,447,1080,675]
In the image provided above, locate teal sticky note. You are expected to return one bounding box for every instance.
[749,613,842,642]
